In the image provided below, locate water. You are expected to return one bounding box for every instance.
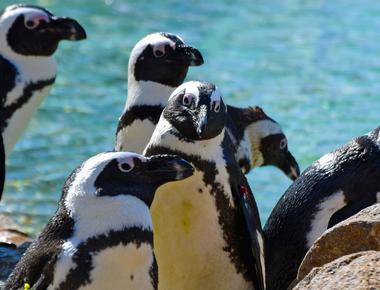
[1,0,379,236]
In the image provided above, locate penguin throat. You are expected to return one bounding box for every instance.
[126,78,175,109]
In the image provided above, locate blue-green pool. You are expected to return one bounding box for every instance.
[1,0,380,236]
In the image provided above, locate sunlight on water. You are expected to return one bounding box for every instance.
[1,0,380,236]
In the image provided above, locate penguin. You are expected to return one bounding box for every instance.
[0,4,86,198]
[115,32,204,153]
[114,33,299,180]
[226,105,300,180]
[5,151,194,290]
[144,81,265,290]
[264,126,380,290]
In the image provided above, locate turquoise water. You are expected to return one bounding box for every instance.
[1,0,380,236]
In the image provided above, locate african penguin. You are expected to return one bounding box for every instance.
[5,151,194,290]
[226,105,300,180]
[115,32,204,153]
[114,33,299,180]
[264,126,380,290]
[144,81,265,290]
[0,4,86,198]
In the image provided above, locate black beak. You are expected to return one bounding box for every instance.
[281,152,300,181]
[40,17,87,41]
[195,105,208,138]
[169,44,204,66]
[145,154,194,184]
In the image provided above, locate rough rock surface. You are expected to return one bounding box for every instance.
[297,204,380,281]
[293,251,380,290]
[0,214,32,282]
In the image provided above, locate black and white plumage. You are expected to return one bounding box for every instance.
[115,32,204,153]
[264,126,380,290]
[0,4,86,199]
[144,81,265,290]
[5,151,194,290]
[226,105,299,180]
[114,33,299,181]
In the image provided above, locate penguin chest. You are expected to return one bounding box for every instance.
[2,85,52,155]
[51,242,156,290]
[152,170,252,290]
[116,119,156,154]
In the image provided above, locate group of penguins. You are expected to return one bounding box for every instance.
[1,4,380,290]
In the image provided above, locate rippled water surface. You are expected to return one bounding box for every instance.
[1,0,380,236]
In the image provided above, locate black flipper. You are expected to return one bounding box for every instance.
[225,135,265,290]
[235,176,265,290]
[0,134,5,200]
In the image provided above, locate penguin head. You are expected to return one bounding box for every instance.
[0,4,86,57]
[129,32,204,87]
[64,152,193,208]
[164,81,227,141]
[228,106,300,179]
[259,132,300,180]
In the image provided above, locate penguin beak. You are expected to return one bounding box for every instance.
[169,44,204,66]
[39,17,87,41]
[145,155,194,184]
[281,152,300,181]
[195,105,208,138]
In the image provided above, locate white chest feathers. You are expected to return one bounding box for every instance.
[2,84,52,156]
[152,169,253,290]
[49,242,155,290]
[116,118,157,154]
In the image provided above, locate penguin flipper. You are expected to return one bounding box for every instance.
[0,134,5,200]
[235,178,266,290]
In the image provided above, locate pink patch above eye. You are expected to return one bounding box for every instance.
[27,14,50,24]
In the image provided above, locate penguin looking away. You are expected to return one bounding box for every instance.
[144,81,265,290]
[264,126,380,290]
[115,32,204,153]
[5,151,194,290]
[226,105,299,180]
[0,4,86,198]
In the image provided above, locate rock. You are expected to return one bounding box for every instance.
[0,214,31,246]
[297,204,380,281]
[0,241,31,281]
[0,214,32,282]
[293,251,380,289]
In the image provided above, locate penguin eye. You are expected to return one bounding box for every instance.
[153,49,165,58]
[118,162,134,172]
[183,94,194,106]
[25,19,39,29]
[280,138,287,150]
[213,101,220,113]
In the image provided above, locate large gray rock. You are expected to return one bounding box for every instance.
[293,251,380,290]
[297,204,380,281]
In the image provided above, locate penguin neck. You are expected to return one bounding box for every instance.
[147,117,226,162]
[1,52,56,85]
[65,193,153,242]
[125,76,175,109]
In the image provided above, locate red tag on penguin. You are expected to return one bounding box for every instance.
[239,185,250,199]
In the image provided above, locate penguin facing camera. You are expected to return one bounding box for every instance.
[144,81,265,290]
[5,151,194,290]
